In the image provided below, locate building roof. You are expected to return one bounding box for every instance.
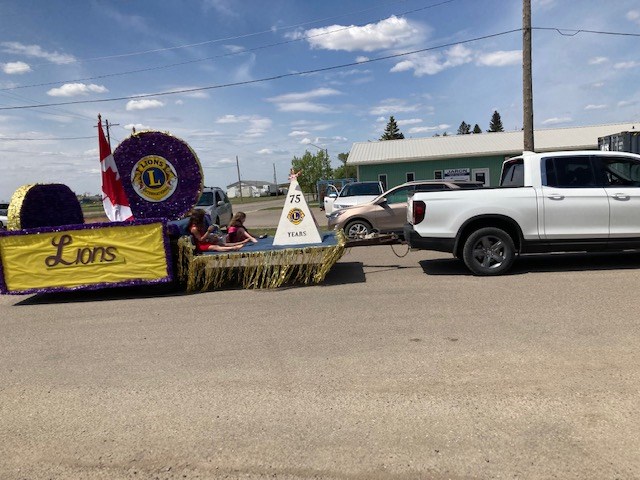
[226,180,274,188]
[348,122,639,165]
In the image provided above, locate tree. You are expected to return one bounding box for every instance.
[333,152,356,179]
[488,110,504,132]
[380,116,405,140]
[291,149,332,197]
[472,124,482,134]
[457,121,471,135]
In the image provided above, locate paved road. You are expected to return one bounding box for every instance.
[2,243,640,479]
[237,196,327,229]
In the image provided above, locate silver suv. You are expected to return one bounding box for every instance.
[194,187,233,227]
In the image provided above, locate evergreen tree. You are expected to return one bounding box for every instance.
[488,110,504,132]
[442,131,448,136]
[380,116,405,140]
[472,124,482,134]
[457,121,471,135]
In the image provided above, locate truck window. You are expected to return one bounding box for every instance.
[594,155,640,187]
[544,156,596,187]
[501,160,524,187]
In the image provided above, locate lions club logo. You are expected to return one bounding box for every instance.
[131,155,178,202]
[287,208,305,225]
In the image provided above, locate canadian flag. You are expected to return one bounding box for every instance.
[98,115,133,222]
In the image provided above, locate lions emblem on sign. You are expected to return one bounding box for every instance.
[131,155,178,202]
[287,208,305,225]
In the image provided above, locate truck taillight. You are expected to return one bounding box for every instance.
[413,200,426,224]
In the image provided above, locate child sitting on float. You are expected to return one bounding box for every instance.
[188,209,245,252]
[227,212,258,244]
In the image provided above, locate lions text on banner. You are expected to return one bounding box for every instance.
[273,179,322,246]
[0,222,170,293]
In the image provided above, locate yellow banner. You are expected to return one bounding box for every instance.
[0,222,170,293]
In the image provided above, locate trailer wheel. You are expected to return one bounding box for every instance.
[462,227,515,275]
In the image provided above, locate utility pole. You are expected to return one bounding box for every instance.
[523,0,534,152]
[96,115,119,149]
[236,155,243,201]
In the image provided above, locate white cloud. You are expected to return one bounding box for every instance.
[397,118,422,126]
[257,148,273,154]
[276,102,332,113]
[618,100,638,108]
[588,56,608,65]
[268,88,340,113]
[289,130,309,137]
[2,61,31,74]
[304,15,426,52]
[614,61,640,69]
[46,83,108,97]
[476,50,521,67]
[126,99,165,111]
[370,99,419,116]
[267,88,341,103]
[215,114,272,137]
[203,0,237,16]
[331,136,347,141]
[627,10,640,25]
[584,104,607,110]
[1,41,75,64]
[224,44,245,53]
[216,114,244,124]
[591,82,604,88]
[391,45,473,76]
[355,56,369,63]
[123,123,151,131]
[408,124,450,134]
[541,117,572,125]
[175,99,184,105]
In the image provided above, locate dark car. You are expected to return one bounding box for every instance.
[327,180,483,239]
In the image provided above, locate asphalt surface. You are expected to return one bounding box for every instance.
[1,201,640,479]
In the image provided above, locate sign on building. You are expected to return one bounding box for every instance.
[443,168,471,181]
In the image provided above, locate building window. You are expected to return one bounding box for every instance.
[434,170,443,180]
[406,172,415,182]
[378,174,387,191]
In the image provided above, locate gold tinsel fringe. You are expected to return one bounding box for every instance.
[177,231,346,292]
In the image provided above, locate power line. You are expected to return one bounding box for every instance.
[533,27,640,38]
[0,0,456,92]
[0,28,522,111]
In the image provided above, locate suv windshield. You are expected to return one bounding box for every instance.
[340,183,380,197]
[196,192,214,206]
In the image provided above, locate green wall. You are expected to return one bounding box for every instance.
[357,154,508,189]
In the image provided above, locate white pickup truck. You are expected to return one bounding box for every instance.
[405,150,640,275]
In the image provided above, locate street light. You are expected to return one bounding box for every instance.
[308,142,328,159]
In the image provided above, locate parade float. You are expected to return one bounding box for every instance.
[0,120,345,295]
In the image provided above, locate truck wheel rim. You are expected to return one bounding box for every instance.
[472,235,506,269]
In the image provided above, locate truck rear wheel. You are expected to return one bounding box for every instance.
[462,227,515,275]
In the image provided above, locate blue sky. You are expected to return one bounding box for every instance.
[1,0,639,200]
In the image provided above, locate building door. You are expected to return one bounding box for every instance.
[472,168,490,186]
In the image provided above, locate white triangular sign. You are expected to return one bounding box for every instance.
[273,179,322,245]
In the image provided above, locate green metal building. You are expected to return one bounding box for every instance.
[348,123,637,190]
